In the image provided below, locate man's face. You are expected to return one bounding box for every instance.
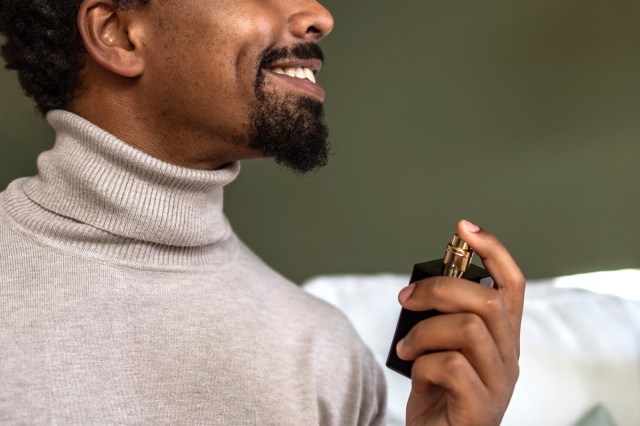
[138,0,334,173]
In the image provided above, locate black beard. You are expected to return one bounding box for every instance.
[246,44,330,174]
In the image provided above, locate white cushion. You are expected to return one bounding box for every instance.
[303,270,640,426]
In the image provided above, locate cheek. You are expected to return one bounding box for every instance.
[225,6,284,82]
[138,2,285,137]
[142,22,235,117]
[179,8,278,95]
[148,0,283,88]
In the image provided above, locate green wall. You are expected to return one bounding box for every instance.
[2,0,639,283]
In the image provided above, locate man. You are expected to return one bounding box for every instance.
[0,0,525,424]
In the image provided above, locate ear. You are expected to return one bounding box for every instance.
[77,0,146,78]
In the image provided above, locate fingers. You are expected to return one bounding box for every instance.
[400,276,519,369]
[398,220,524,364]
[409,352,507,426]
[396,313,512,393]
[401,222,523,425]
[457,220,526,336]
[410,351,486,408]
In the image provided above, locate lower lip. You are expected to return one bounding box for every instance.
[264,70,326,102]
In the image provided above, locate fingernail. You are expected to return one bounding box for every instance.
[461,219,480,233]
[396,338,405,357]
[399,284,415,303]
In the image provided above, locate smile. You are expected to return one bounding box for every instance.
[270,67,316,84]
[264,60,325,102]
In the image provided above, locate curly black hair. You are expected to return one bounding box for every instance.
[0,0,150,115]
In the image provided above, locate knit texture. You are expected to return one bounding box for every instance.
[0,111,386,425]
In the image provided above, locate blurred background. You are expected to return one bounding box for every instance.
[1,0,639,283]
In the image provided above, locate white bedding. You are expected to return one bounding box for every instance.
[303,269,640,426]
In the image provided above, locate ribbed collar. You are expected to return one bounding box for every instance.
[23,110,240,249]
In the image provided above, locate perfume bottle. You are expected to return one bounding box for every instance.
[386,234,493,378]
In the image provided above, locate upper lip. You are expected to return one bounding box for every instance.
[264,58,323,76]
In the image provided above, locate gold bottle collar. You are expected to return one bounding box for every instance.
[442,233,474,277]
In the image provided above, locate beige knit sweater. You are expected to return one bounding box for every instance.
[0,111,386,425]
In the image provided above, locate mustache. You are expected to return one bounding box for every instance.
[259,43,325,70]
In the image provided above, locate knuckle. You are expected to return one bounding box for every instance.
[442,351,468,377]
[483,294,506,317]
[510,361,520,384]
[460,314,487,342]
[509,268,526,289]
[428,276,449,298]
[410,357,433,390]
[411,355,430,377]
[516,273,526,290]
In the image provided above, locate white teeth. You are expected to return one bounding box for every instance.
[294,67,306,79]
[271,66,317,83]
[304,68,316,83]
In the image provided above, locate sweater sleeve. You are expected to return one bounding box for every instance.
[309,298,388,426]
[360,347,388,426]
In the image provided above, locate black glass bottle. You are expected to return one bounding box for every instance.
[386,234,492,378]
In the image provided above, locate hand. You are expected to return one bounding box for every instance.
[396,220,525,426]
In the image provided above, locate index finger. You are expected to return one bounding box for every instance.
[457,220,526,343]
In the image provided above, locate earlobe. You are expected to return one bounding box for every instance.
[77,0,145,78]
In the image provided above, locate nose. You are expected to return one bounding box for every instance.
[288,0,335,42]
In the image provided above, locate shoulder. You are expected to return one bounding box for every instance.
[233,239,387,423]
[233,237,362,332]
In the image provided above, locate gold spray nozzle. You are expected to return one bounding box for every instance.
[442,234,474,278]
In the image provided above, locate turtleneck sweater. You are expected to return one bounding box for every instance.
[0,111,386,425]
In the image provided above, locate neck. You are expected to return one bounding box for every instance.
[70,87,261,170]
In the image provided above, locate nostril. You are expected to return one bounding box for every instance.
[288,4,334,41]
